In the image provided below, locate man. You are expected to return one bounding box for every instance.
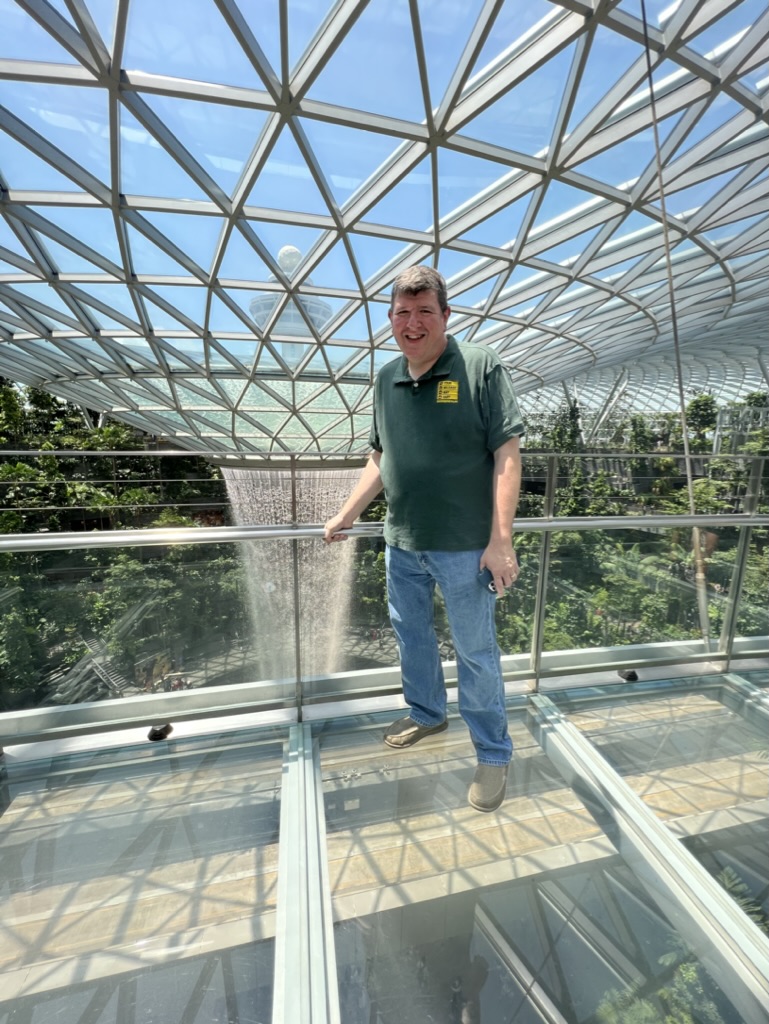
[324,266,524,812]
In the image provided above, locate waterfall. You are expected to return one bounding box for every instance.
[222,467,360,683]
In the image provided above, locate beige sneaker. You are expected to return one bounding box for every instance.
[468,763,509,812]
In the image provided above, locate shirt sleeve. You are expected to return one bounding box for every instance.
[484,362,525,452]
[368,384,383,452]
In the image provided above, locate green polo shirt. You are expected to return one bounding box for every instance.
[369,335,524,551]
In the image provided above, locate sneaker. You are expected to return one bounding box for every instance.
[384,716,448,748]
[468,763,509,812]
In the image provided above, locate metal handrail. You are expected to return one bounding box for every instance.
[1,513,766,552]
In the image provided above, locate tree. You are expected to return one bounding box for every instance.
[685,393,718,449]
[0,378,25,444]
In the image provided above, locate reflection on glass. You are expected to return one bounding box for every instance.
[320,711,748,1023]
[541,527,732,652]
[683,821,769,935]
[734,530,769,638]
[0,728,284,1022]
[554,682,769,874]
[0,543,259,712]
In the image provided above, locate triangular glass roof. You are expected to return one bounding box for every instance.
[0,0,766,453]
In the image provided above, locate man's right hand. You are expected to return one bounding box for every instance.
[323,452,383,544]
[323,512,353,544]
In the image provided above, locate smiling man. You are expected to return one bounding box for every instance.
[324,266,524,812]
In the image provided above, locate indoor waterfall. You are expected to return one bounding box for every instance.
[222,467,361,683]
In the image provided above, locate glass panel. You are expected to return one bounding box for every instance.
[552,679,768,856]
[0,726,283,1022]
[318,707,750,1024]
[541,525,745,655]
[0,515,374,709]
[463,40,576,158]
[122,0,265,89]
[306,0,426,121]
[683,820,769,936]
[0,83,110,185]
[733,530,768,639]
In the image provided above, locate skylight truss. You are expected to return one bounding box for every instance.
[0,0,767,452]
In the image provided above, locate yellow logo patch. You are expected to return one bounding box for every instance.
[436,380,459,403]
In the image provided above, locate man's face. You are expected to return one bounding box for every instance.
[389,289,450,374]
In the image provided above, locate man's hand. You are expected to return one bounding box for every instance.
[480,543,519,597]
[323,512,353,544]
[323,451,383,545]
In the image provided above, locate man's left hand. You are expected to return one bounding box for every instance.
[480,544,519,597]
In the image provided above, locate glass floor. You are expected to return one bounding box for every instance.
[0,674,767,1023]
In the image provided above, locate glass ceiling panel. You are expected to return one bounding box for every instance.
[0,129,82,191]
[0,83,111,185]
[42,237,108,276]
[247,220,324,271]
[0,0,77,62]
[287,1,330,74]
[471,0,556,77]
[137,92,270,196]
[685,0,766,57]
[331,304,372,341]
[79,0,117,52]
[217,228,272,282]
[30,206,123,264]
[437,148,511,223]
[123,0,266,89]
[244,126,330,216]
[563,24,648,140]
[364,157,433,230]
[417,0,486,107]
[659,169,745,217]
[464,42,576,158]
[347,232,408,283]
[437,248,487,281]
[306,0,426,121]
[456,192,528,248]
[138,210,224,273]
[119,107,211,202]
[572,110,683,186]
[0,0,765,452]
[297,117,404,209]
[76,282,139,321]
[211,294,252,331]
[150,283,208,322]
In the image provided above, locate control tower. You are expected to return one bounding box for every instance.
[249,246,332,365]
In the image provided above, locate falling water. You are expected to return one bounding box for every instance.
[222,467,361,682]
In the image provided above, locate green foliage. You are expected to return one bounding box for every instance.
[685,392,718,439]
[596,861,768,1024]
[548,402,582,454]
[1,383,225,533]
[353,547,388,627]
[742,391,769,408]
[0,379,25,444]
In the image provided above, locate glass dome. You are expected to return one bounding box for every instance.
[0,0,766,451]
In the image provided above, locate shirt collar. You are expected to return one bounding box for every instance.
[392,334,460,385]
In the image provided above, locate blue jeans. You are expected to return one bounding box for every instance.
[385,545,513,766]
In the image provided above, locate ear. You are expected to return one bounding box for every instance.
[443,306,451,324]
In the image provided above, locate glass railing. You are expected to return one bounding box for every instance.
[0,451,767,743]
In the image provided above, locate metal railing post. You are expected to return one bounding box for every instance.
[718,457,764,664]
[290,456,304,720]
[529,455,558,687]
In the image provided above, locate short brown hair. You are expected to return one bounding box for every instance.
[390,266,448,313]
